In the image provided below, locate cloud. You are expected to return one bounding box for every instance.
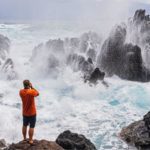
[0,0,149,22]
[96,0,150,4]
[134,0,150,4]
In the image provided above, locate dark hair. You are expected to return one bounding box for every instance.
[23,80,30,89]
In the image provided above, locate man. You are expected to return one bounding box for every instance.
[19,80,39,144]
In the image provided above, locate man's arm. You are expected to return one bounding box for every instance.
[29,83,39,97]
[19,90,22,98]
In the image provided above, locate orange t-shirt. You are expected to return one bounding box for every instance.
[20,88,39,116]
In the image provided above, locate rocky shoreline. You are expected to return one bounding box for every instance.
[0,130,96,150]
[120,112,150,150]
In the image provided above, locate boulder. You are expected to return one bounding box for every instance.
[56,130,96,150]
[0,139,7,149]
[120,112,150,150]
[7,140,64,150]
[84,68,105,84]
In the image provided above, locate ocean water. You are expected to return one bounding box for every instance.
[0,23,149,150]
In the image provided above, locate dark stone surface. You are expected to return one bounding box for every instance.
[84,68,105,84]
[1,58,17,80]
[67,54,94,75]
[56,130,96,150]
[120,112,150,150]
[0,139,7,149]
[0,34,17,80]
[97,23,150,82]
[7,140,64,150]
[129,9,150,71]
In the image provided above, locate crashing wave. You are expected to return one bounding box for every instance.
[97,9,150,82]
[30,10,150,83]
[30,32,102,80]
[0,34,17,80]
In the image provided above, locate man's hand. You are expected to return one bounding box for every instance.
[29,82,33,89]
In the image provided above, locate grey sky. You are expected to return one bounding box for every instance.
[0,0,149,22]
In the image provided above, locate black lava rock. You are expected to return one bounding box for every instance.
[56,130,97,150]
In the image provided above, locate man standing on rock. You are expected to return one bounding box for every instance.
[19,80,39,144]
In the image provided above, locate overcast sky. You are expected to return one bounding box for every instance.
[0,0,149,22]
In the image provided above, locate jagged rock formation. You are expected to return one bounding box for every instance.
[31,32,102,80]
[67,54,94,74]
[120,112,150,150]
[84,67,105,84]
[30,41,61,77]
[128,9,150,71]
[1,58,16,80]
[0,34,10,63]
[56,130,96,150]
[7,140,64,150]
[0,34,17,80]
[97,10,150,82]
[87,68,105,84]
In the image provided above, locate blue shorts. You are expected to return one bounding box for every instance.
[23,115,36,128]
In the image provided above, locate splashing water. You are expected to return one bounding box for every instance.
[0,23,149,150]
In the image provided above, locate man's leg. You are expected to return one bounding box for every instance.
[28,115,36,144]
[23,116,29,141]
[29,128,34,143]
[22,126,27,140]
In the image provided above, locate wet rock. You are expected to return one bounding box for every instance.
[84,68,105,84]
[89,68,105,83]
[133,9,147,24]
[7,140,64,150]
[97,24,127,76]
[0,35,17,80]
[0,34,10,53]
[30,42,61,77]
[120,112,150,150]
[67,54,94,74]
[129,9,150,70]
[46,39,65,54]
[0,139,7,149]
[87,49,96,62]
[97,23,150,82]
[1,58,17,80]
[79,32,101,54]
[0,34,10,68]
[56,130,96,150]
[30,31,102,81]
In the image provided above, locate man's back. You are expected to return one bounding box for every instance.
[20,89,39,116]
[20,80,39,144]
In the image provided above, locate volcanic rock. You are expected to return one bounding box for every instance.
[56,130,96,150]
[7,140,64,150]
[97,23,150,82]
[0,139,7,149]
[120,111,150,150]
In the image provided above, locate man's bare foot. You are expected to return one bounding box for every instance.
[29,140,33,144]
[21,139,28,143]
